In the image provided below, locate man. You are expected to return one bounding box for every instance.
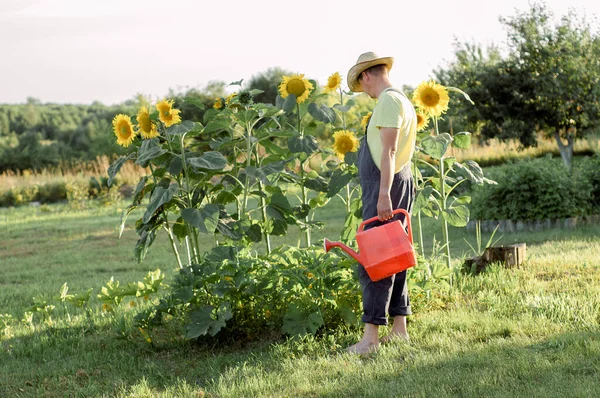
[346,52,417,354]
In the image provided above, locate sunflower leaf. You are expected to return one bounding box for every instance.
[136,139,167,167]
[181,204,220,235]
[107,153,135,186]
[447,87,475,105]
[228,79,243,87]
[451,132,472,149]
[187,151,228,171]
[327,169,353,198]
[281,94,297,113]
[420,133,452,159]
[167,120,199,136]
[308,103,336,124]
[288,135,319,155]
[143,182,179,224]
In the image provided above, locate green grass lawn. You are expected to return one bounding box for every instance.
[1,199,599,397]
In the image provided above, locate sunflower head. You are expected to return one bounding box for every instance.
[237,90,253,106]
[112,114,137,147]
[416,111,430,132]
[156,99,182,127]
[213,97,225,110]
[137,107,159,139]
[324,72,342,93]
[412,81,450,117]
[332,130,360,161]
[278,74,313,104]
[361,112,372,130]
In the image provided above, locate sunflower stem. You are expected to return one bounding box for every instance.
[339,87,346,130]
[434,117,452,274]
[297,102,311,247]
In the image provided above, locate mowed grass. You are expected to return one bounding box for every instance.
[1,199,599,397]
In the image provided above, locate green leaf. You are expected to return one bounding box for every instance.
[203,119,231,134]
[187,151,227,171]
[228,79,243,87]
[185,306,213,339]
[217,218,243,240]
[288,135,319,155]
[168,156,183,176]
[452,132,472,149]
[250,89,264,96]
[453,160,485,185]
[183,96,205,110]
[119,205,137,238]
[447,86,474,105]
[270,192,291,212]
[304,176,328,192]
[107,153,135,186]
[172,216,187,241]
[245,223,262,243]
[420,133,452,159]
[307,103,336,124]
[135,138,167,167]
[143,182,179,223]
[281,94,297,113]
[181,204,220,234]
[261,160,285,176]
[442,203,470,227]
[282,304,323,336]
[444,157,457,170]
[132,176,149,204]
[413,186,434,214]
[327,170,353,197]
[166,120,198,135]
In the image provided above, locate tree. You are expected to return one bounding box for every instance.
[247,67,293,104]
[437,2,600,170]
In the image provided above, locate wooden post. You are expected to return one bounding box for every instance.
[484,243,526,267]
[463,243,526,274]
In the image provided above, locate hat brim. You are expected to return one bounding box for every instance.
[347,57,394,93]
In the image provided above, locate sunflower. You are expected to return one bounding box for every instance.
[324,72,342,93]
[112,114,136,147]
[156,99,181,127]
[225,92,238,107]
[361,112,372,130]
[213,97,224,110]
[278,74,313,104]
[136,107,159,139]
[332,130,360,161]
[416,111,430,132]
[412,81,450,117]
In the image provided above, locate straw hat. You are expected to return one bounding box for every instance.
[347,52,394,93]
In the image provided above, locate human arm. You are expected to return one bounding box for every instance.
[377,127,400,221]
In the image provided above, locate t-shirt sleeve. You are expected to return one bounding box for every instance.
[374,93,403,130]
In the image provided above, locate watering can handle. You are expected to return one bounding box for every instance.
[358,208,413,243]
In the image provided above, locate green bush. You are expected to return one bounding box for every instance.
[578,155,600,213]
[470,156,592,221]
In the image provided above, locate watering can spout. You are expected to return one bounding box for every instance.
[324,238,362,263]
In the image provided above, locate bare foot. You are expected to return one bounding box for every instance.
[379,332,409,345]
[346,340,379,355]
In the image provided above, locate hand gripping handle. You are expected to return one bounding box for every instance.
[358,208,413,243]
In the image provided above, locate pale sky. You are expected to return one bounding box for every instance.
[1,0,599,105]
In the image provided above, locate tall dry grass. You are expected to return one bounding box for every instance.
[450,135,600,166]
[0,156,147,192]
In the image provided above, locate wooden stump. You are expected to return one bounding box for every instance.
[483,243,526,268]
[463,243,526,273]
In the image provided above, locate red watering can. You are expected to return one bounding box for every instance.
[324,209,417,281]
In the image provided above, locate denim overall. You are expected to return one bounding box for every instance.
[357,89,415,325]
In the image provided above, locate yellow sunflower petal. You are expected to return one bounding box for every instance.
[156,99,182,127]
[213,98,224,110]
[332,130,360,161]
[137,107,159,139]
[361,112,372,130]
[112,114,136,147]
[416,111,430,132]
[323,72,342,93]
[412,81,450,117]
[278,74,314,104]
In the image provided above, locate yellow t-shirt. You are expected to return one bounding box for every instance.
[366,88,417,173]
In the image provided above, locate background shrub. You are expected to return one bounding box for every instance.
[470,156,592,221]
